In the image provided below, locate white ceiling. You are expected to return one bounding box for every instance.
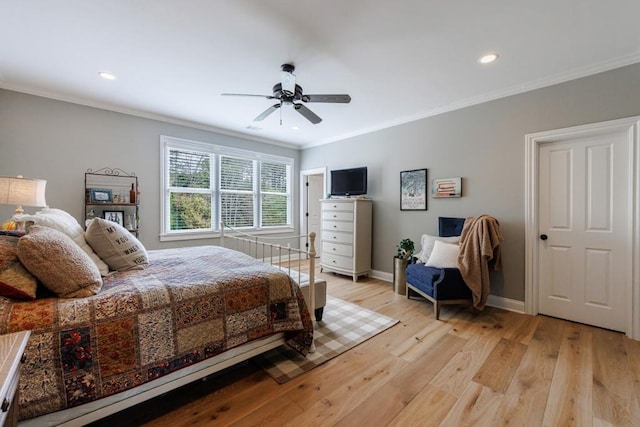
[2,1,639,149]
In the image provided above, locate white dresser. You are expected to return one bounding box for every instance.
[320,199,372,281]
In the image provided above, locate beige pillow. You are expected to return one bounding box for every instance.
[14,208,110,276]
[0,235,38,299]
[416,234,461,264]
[85,218,149,271]
[17,226,103,298]
[425,240,460,269]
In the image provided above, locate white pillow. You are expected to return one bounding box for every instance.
[14,208,109,276]
[416,234,461,263]
[425,240,460,268]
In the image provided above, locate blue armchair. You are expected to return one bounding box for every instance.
[406,217,472,319]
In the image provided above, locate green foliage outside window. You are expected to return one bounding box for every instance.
[166,145,290,232]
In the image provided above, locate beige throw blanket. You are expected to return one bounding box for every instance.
[457,215,504,310]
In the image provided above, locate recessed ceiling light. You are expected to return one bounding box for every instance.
[291,126,300,131]
[98,71,117,80]
[478,53,499,64]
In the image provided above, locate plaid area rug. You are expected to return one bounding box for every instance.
[255,296,399,383]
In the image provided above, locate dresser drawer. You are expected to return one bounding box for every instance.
[322,253,353,270]
[322,242,353,257]
[322,202,354,212]
[322,211,354,221]
[323,231,353,244]
[322,220,354,232]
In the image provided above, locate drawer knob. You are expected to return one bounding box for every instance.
[333,225,337,228]
[1,398,9,412]
[21,352,27,364]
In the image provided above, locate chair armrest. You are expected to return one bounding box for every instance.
[433,268,472,300]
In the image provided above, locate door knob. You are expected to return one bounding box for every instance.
[540,234,548,240]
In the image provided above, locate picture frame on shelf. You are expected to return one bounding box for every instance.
[400,168,428,211]
[89,188,113,203]
[432,177,462,198]
[103,210,125,226]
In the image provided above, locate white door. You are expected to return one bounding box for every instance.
[301,171,324,257]
[307,174,323,255]
[538,130,630,331]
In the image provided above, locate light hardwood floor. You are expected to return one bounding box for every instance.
[94,262,640,426]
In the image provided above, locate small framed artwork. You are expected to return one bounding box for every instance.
[103,210,125,226]
[90,188,113,203]
[400,168,428,210]
[432,177,462,198]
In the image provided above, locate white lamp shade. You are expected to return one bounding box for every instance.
[0,176,47,211]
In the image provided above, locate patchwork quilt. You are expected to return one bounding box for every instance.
[0,246,313,421]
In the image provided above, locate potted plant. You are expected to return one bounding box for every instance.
[393,238,414,294]
[396,238,415,261]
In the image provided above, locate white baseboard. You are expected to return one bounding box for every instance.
[486,295,525,314]
[371,269,393,283]
[345,269,526,314]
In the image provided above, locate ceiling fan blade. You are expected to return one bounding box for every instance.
[254,104,280,121]
[302,94,351,103]
[221,93,276,99]
[294,104,322,124]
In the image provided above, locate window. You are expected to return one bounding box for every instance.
[161,136,293,240]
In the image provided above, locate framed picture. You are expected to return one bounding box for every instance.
[90,188,113,203]
[103,210,125,226]
[432,177,462,198]
[400,169,428,210]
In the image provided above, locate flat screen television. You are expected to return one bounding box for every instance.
[330,167,368,197]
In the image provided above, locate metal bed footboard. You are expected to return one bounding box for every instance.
[219,222,318,324]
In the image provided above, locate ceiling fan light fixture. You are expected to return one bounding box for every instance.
[478,53,499,64]
[222,63,351,125]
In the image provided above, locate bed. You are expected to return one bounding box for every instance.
[0,219,317,426]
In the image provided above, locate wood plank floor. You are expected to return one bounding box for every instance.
[92,263,640,427]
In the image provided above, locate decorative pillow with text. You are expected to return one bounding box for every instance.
[85,218,149,271]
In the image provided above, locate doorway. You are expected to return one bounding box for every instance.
[300,168,326,257]
[525,117,640,338]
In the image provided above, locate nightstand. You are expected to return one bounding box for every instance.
[0,331,30,427]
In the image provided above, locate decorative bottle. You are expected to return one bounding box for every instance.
[129,183,136,204]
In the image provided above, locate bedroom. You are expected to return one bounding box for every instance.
[1,1,640,425]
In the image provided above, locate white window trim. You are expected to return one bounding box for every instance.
[160,135,294,241]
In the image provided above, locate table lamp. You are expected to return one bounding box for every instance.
[0,175,47,214]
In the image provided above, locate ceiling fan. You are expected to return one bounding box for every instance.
[221,64,351,125]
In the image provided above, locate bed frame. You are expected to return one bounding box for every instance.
[19,226,317,427]
[220,222,318,324]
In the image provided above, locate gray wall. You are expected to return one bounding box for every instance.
[3,63,639,302]
[0,89,301,249]
[300,62,640,301]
